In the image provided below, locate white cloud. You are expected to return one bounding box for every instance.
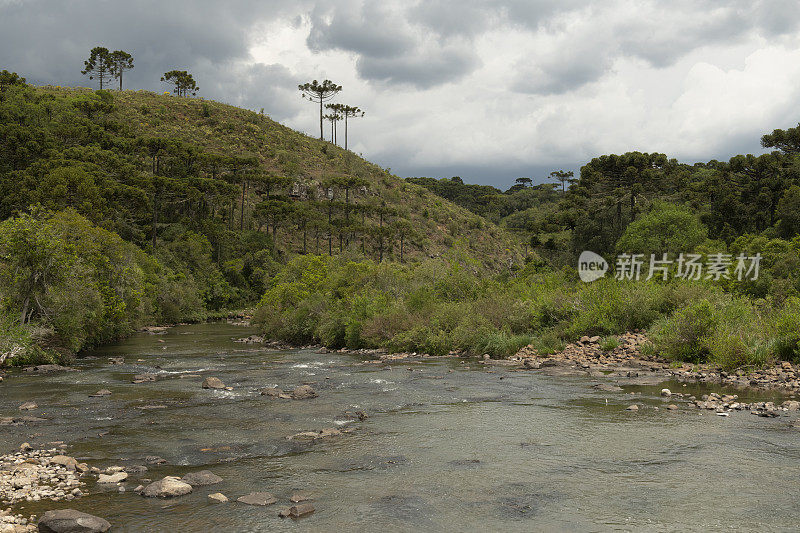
[4,0,800,186]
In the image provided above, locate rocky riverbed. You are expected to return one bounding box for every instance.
[510,331,800,394]
[3,322,800,531]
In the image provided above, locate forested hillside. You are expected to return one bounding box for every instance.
[411,136,800,278]
[0,75,521,362]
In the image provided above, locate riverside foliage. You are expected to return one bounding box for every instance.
[3,70,800,371]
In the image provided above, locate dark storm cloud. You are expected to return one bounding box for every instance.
[306,3,414,58]
[357,47,479,89]
[508,1,800,96]
[0,0,303,116]
[305,1,481,87]
[408,0,495,38]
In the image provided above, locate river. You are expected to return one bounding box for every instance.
[2,322,800,532]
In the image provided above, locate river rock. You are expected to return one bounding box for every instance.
[666,404,679,410]
[132,373,157,383]
[19,442,32,451]
[291,385,317,399]
[18,401,37,410]
[24,364,74,373]
[142,476,192,498]
[89,389,112,397]
[37,509,111,532]
[145,456,166,464]
[290,491,314,502]
[660,388,672,397]
[97,472,128,484]
[202,377,225,389]
[237,492,277,506]
[626,404,639,411]
[50,455,78,469]
[260,387,283,398]
[593,383,623,392]
[282,503,315,517]
[208,492,229,503]
[181,470,222,486]
[782,400,800,411]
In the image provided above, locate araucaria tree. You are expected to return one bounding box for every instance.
[298,80,342,140]
[549,170,575,193]
[323,111,341,144]
[161,70,199,97]
[339,105,365,150]
[81,47,113,89]
[109,50,134,90]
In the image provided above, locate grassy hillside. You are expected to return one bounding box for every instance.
[0,79,522,363]
[58,86,522,267]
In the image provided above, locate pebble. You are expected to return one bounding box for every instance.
[0,448,85,505]
[208,492,228,503]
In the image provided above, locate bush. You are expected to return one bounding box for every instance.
[650,300,717,363]
[0,209,207,359]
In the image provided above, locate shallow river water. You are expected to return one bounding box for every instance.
[2,322,800,532]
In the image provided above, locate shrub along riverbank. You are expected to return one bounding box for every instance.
[253,253,800,371]
[0,209,213,365]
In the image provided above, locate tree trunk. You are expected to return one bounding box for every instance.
[344,114,348,150]
[152,190,159,250]
[319,97,323,140]
[20,296,30,326]
[240,179,247,230]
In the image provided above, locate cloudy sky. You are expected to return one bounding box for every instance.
[2,0,799,188]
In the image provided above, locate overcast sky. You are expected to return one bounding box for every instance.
[2,0,798,189]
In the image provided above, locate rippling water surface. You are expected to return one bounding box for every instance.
[2,322,800,532]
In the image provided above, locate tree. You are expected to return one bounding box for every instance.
[777,185,800,238]
[392,219,414,263]
[298,80,342,140]
[0,70,26,92]
[762,124,800,155]
[224,155,258,230]
[109,50,134,90]
[515,177,533,188]
[616,202,708,255]
[340,104,365,150]
[548,170,575,193]
[323,111,341,144]
[81,47,112,89]
[161,70,199,97]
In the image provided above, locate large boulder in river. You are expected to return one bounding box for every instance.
[291,385,317,399]
[181,470,222,486]
[38,509,111,532]
[202,377,225,389]
[142,476,193,498]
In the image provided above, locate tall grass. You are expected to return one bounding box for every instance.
[254,255,792,368]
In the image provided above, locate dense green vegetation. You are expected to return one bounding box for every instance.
[0,74,520,365]
[263,124,800,370]
[4,66,800,373]
[252,252,800,369]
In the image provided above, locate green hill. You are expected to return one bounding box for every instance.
[16,85,520,263]
[0,79,522,362]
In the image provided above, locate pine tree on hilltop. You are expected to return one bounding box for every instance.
[298,80,342,140]
[81,47,113,89]
[109,50,134,90]
[161,70,199,97]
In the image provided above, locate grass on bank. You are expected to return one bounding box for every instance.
[252,254,800,369]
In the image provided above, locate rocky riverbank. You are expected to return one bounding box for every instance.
[510,332,800,394]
